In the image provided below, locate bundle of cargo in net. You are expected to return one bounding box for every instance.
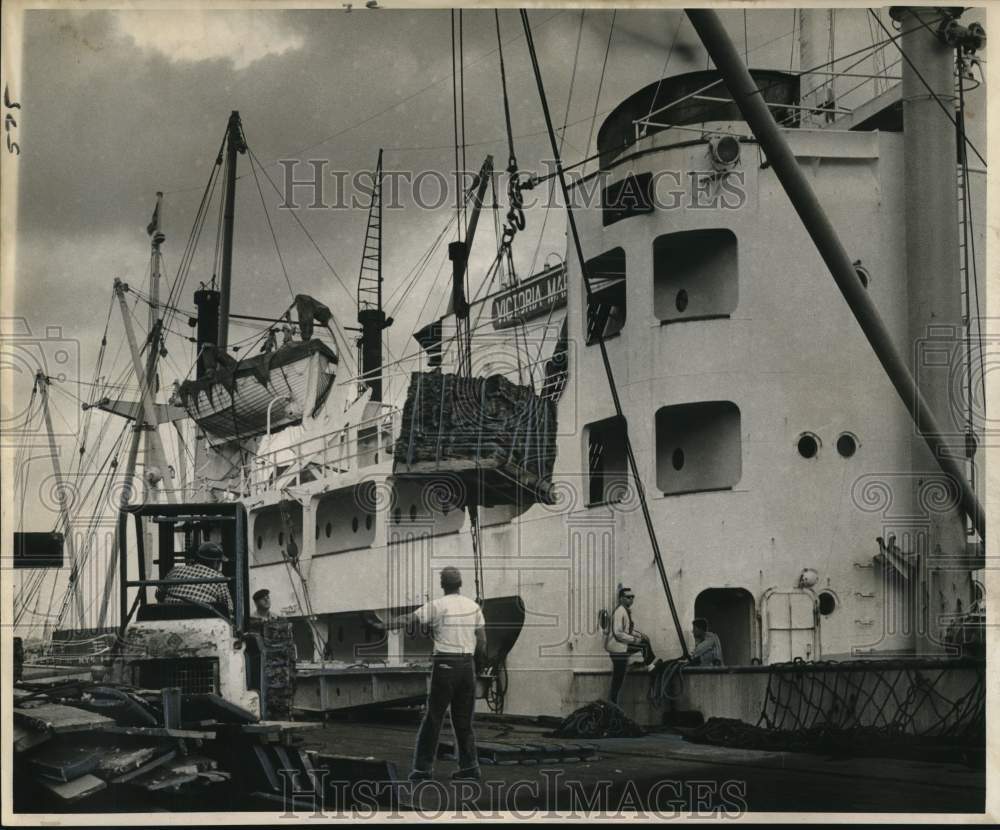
[393,371,557,506]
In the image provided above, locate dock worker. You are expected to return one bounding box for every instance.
[606,587,656,707]
[252,588,275,620]
[688,618,724,667]
[375,566,486,782]
[157,541,233,617]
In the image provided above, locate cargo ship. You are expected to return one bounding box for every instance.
[12,7,986,740]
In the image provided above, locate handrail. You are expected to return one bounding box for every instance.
[247,407,401,494]
[128,577,232,587]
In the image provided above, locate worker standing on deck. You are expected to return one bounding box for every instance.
[156,541,233,616]
[377,566,486,782]
[606,587,656,707]
[688,618,724,666]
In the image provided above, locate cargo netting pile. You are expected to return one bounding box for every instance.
[684,659,985,763]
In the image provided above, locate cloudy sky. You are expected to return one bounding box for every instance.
[5,5,987,629]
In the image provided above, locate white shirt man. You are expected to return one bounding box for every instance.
[414,592,486,655]
[379,566,486,782]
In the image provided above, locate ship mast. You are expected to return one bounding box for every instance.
[36,372,86,630]
[356,148,392,402]
[217,110,246,353]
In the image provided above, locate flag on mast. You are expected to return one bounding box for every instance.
[146,191,163,236]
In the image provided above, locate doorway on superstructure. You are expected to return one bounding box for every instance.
[694,588,756,665]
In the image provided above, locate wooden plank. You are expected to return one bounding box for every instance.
[313,753,399,783]
[14,703,114,734]
[38,773,107,803]
[252,744,280,791]
[108,749,177,784]
[95,746,159,779]
[19,669,93,685]
[241,721,314,735]
[135,770,199,792]
[98,725,216,740]
[13,723,52,753]
[163,755,218,776]
[29,745,100,782]
[182,693,257,724]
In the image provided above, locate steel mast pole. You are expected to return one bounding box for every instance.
[684,8,984,538]
[217,111,246,353]
[520,11,690,658]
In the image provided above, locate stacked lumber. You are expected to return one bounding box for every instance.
[262,619,296,720]
[393,372,557,505]
[13,690,238,806]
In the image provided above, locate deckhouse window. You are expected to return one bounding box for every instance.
[653,229,738,323]
[603,172,654,226]
[655,401,741,495]
[584,247,627,346]
[586,416,628,505]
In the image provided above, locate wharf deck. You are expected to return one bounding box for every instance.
[292,712,986,815]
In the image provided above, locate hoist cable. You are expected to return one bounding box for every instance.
[521,9,691,660]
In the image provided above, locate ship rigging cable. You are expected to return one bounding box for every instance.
[957,57,985,504]
[521,9,690,659]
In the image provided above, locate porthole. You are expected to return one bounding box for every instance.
[278,531,284,546]
[366,514,373,530]
[818,590,837,615]
[675,289,689,313]
[393,507,401,524]
[836,433,858,458]
[325,522,332,538]
[672,448,685,471]
[797,433,820,459]
[409,504,418,522]
[256,535,263,550]
[315,522,320,540]
[352,516,359,533]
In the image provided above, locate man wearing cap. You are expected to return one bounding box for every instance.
[253,588,275,620]
[156,540,233,616]
[376,566,486,782]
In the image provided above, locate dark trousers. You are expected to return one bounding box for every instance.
[609,654,630,706]
[609,640,656,706]
[413,654,478,774]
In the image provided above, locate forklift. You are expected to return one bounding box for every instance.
[13,501,397,811]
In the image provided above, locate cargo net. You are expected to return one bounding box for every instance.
[393,372,557,506]
[686,660,985,762]
[549,700,645,740]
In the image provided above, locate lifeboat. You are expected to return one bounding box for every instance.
[174,339,337,444]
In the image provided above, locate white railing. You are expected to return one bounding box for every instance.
[247,406,400,495]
